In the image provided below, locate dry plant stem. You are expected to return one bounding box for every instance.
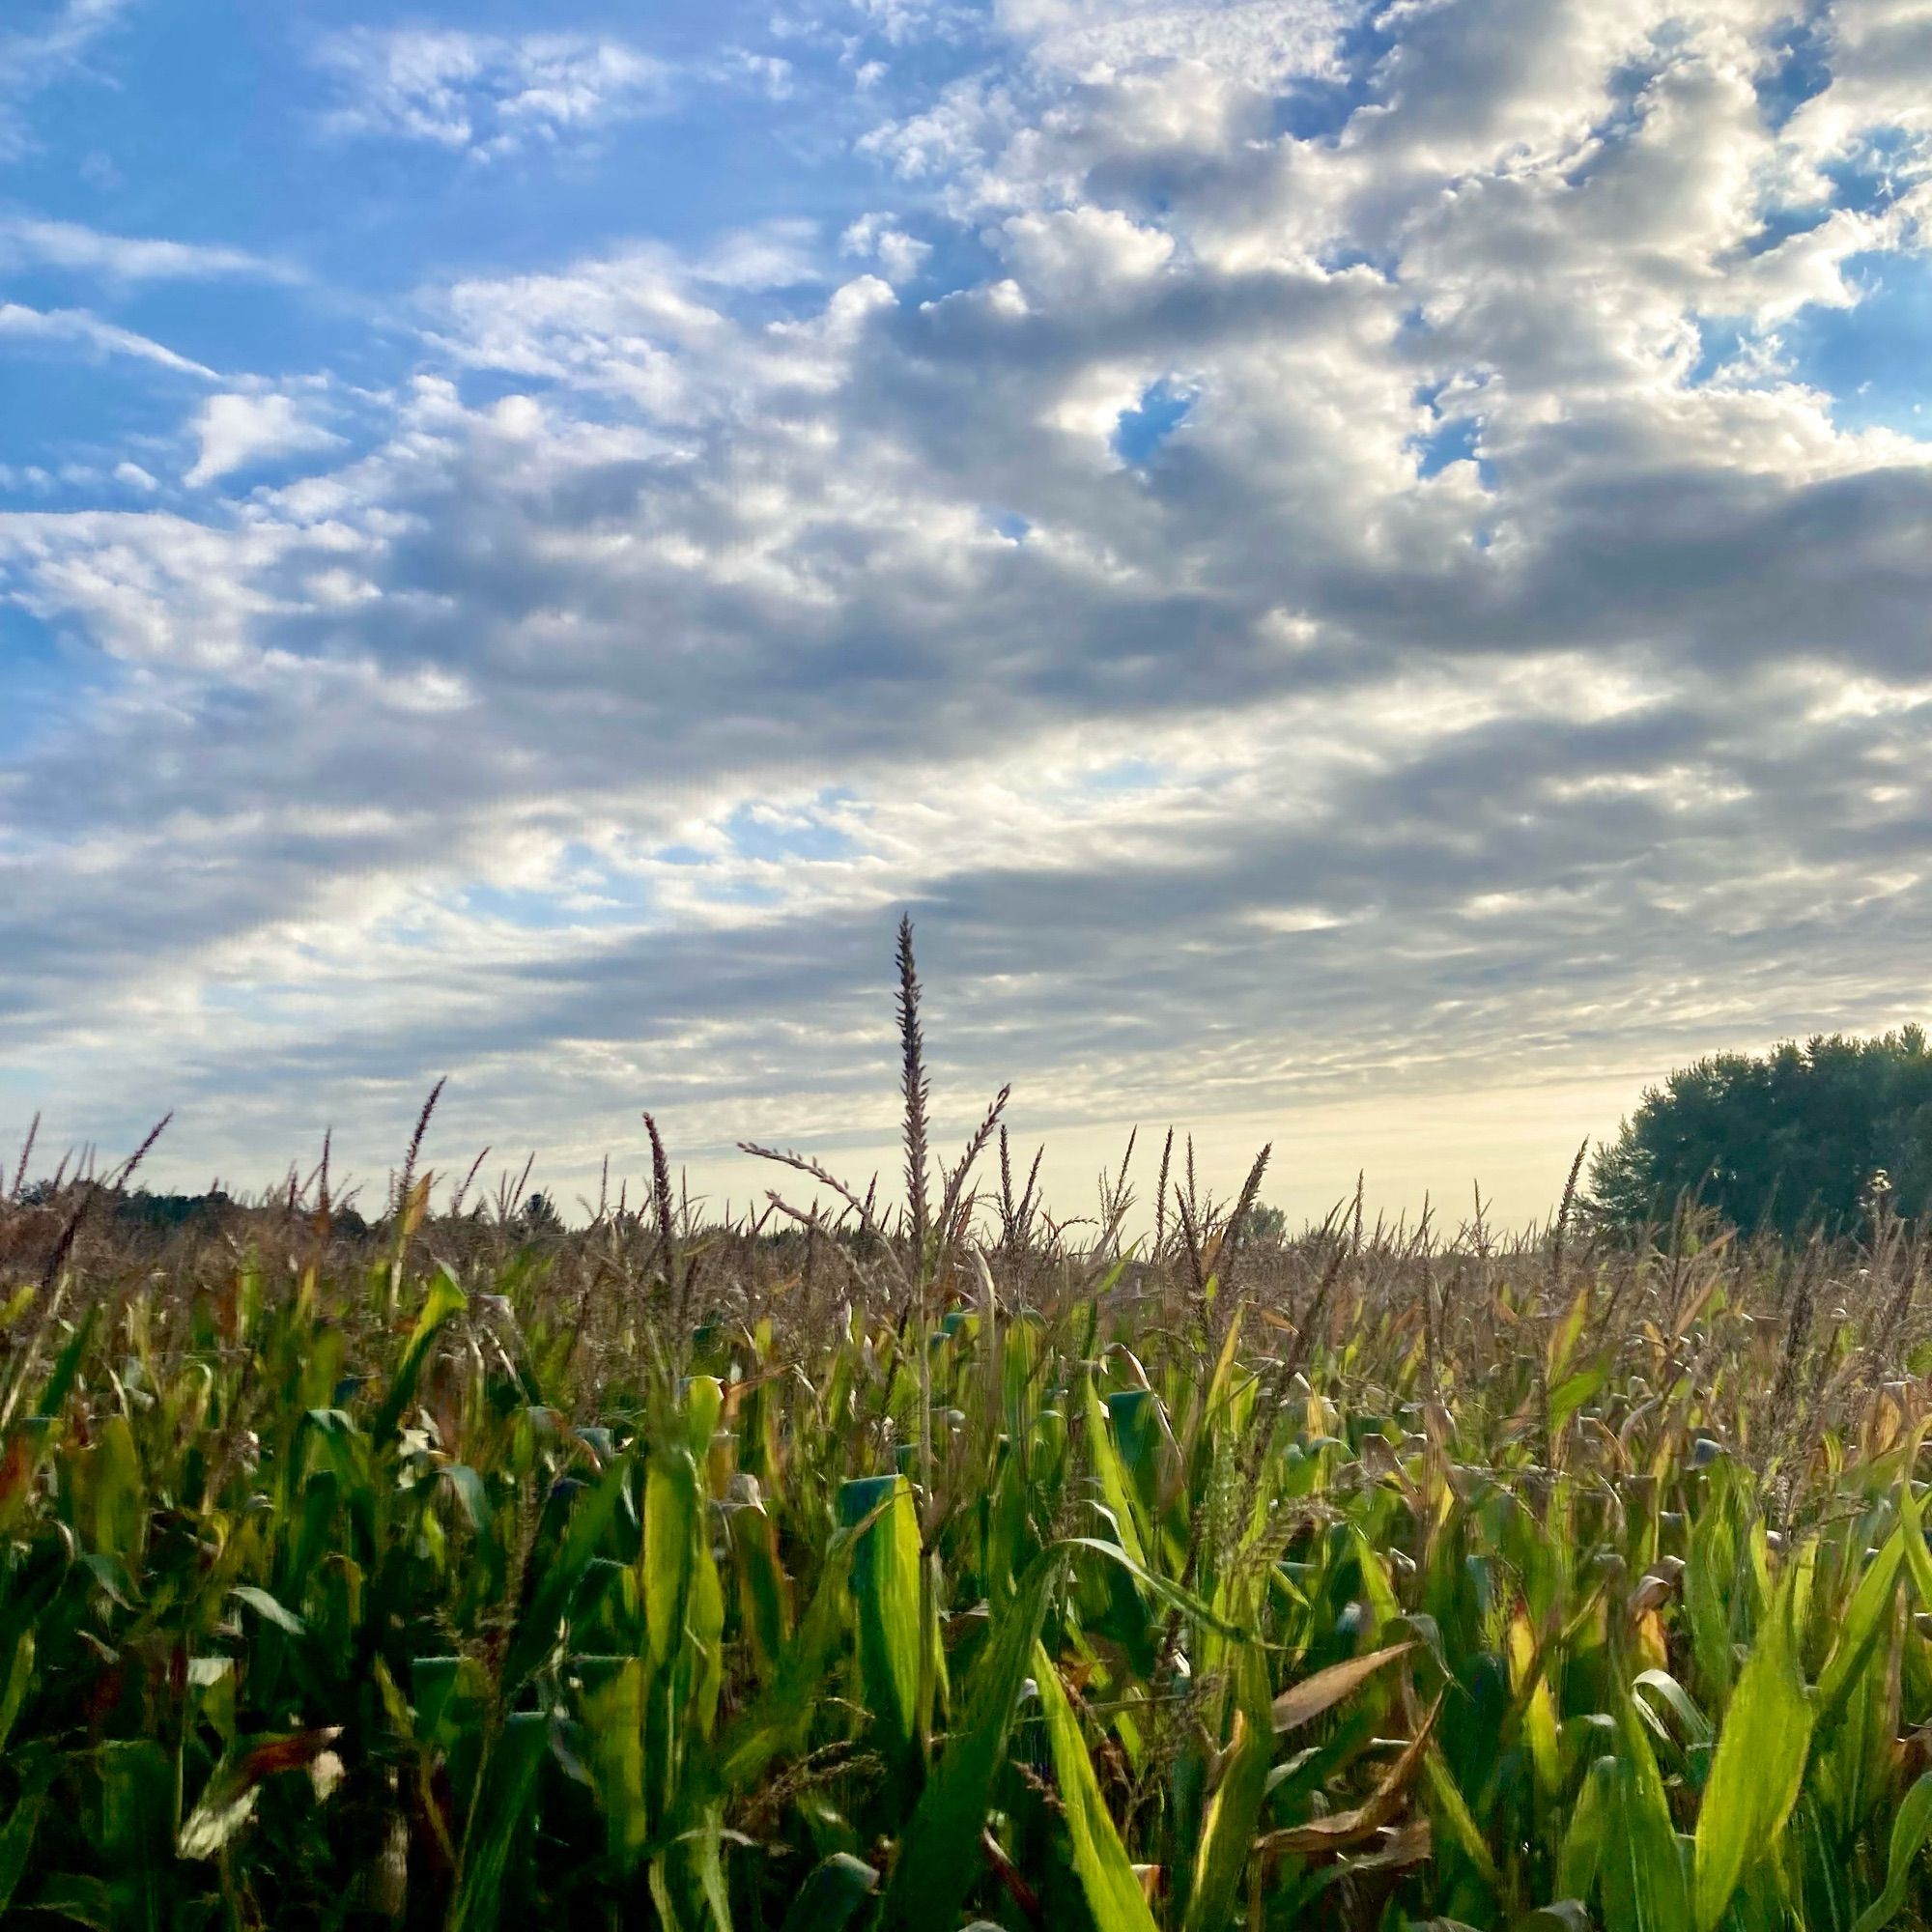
[1154,1126,1173,1258]
[388,1078,446,1318]
[449,1145,491,1220]
[998,1124,1015,1249]
[10,1111,39,1202]
[1,1111,171,1435]
[895,914,931,1279]
[938,1085,1010,1268]
[645,1113,676,1308]
[893,917,943,1766]
[739,1145,908,1296]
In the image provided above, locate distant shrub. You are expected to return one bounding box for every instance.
[110,1188,235,1234]
[521,1189,563,1235]
[1591,1027,1932,1237]
[1236,1200,1289,1244]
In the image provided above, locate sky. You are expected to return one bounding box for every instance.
[3,0,1931,1230]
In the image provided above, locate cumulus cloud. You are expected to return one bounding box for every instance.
[313,27,669,158]
[6,0,1932,1214]
[182,393,343,489]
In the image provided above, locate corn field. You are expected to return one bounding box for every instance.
[7,948,1932,1928]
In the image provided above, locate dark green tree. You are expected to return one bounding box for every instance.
[1236,1200,1289,1245]
[521,1189,563,1235]
[1591,1027,1932,1238]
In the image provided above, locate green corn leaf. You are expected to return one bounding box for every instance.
[581,1657,648,1869]
[1520,1906,1594,1932]
[716,1526,863,1794]
[0,1629,34,1754]
[782,1854,881,1932]
[373,1264,468,1444]
[18,1872,111,1928]
[1692,1566,1811,1932]
[1086,1376,1150,1570]
[100,1739,173,1932]
[1425,1743,1504,1895]
[1634,1670,1714,1755]
[1060,1536,1250,1641]
[841,1474,923,1760]
[34,1304,98,1420]
[1034,1637,1160,1932]
[880,1550,1060,1931]
[1600,1699,1691,1932]
[0,1768,51,1916]
[1182,1641,1276,1932]
[1814,1525,1904,1732]
[1848,1771,1932,1932]
[448,1711,549,1932]
[646,1446,701,1673]
[1548,1365,1607,1435]
[1898,1476,1932,1613]
[1559,1754,1616,1904]
[728,1501,791,1680]
[500,1455,628,1691]
[231,1584,306,1636]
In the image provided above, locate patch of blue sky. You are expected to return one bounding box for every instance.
[897,223,1002,305]
[722,798,858,864]
[1114,378,1194,466]
[1561,54,1669,189]
[0,349,199,496]
[0,603,112,756]
[201,983,297,1018]
[1412,414,1492,485]
[1781,254,1932,437]
[1270,79,1369,145]
[1754,6,1833,129]
[1742,203,1833,258]
[1392,303,1435,355]
[1687,317,1756,387]
[0,0,985,503]
[1269,5,1395,145]
[1819,130,1931,219]
[2,0,918,372]
[984,510,1031,543]
[697,877,783,909]
[458,884,593,930]
[1081,757,1163,795]
[456,844,652,928]
[0,1065,46,1118]
[1318,243,1398,279]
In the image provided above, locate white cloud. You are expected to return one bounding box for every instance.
[1001,0,1356,85]
[843,213,932,280]
[0,299,213,376]
[0,216,295,284]
[9,0,1932,1218]
[183,393,343,488]
[313,27,668,158]
[0,0,133,159]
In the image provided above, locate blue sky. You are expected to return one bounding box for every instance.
[4,0,1932,1223]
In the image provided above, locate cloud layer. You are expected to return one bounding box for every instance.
[313,27,669,158]
[3,0,1932,1217]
